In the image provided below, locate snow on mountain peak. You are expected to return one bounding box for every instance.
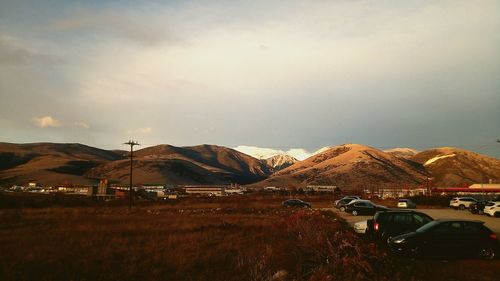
[234,145,330,161]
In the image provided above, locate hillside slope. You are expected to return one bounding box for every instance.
[0,142,124,185]
[411,147,500,187]
[258,144,427,190]
[86,144,271,185]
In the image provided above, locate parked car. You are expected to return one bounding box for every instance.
[282,199,311,208]
[397,199,417,209]
[449,197,478,210]
[334,197,358,212]
[469,201,488,215]
[354,220,368,234]
[334,196,360,205]
[388,220,498,259]
[484,202,500,217]
[367,210,433,241]
[345,200,389,216]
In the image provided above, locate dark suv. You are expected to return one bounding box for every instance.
[469,201,488,215]
[367,210,433,242]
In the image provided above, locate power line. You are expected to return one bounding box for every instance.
[124,140,140,211]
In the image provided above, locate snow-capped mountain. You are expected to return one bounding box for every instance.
[234,145,330,161]
[264,154,298,171]
[384,147,420,159]
[259,144,427,189]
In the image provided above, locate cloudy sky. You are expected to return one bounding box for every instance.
[1,0,499,156]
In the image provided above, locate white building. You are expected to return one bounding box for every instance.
[305,185,338,193]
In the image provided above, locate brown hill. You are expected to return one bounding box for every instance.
[258,144,427,190]
[411,147,500,187]
[0,142,124,185]
[86,144,272,185]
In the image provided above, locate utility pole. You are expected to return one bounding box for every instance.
[124,140,140,210]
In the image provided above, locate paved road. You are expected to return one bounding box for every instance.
[330,208,500,235]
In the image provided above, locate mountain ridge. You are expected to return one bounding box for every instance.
[0,142,498,188]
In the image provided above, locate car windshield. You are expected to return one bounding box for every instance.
[416,220,440,232]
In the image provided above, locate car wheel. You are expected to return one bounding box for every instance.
[340,206,346,212]
[352,210,358,216]
[478,247,495,260]
[495,212,500,218]
[459,205,465,210]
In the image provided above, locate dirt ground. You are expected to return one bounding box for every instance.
[1,193,499,281]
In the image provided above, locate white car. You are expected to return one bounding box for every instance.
[353,220,368,234]
[449,197,477,210]
[484,202,500,217]
[397,199,416,209]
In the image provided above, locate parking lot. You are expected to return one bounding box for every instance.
[331,207,500,235]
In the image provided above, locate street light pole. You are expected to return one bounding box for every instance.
[124,140,140,210]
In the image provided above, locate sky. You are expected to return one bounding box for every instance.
[1,0,499,157]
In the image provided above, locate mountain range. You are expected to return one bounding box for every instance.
[410,147,500,187]
[0,142,499,189]
[259,144,427,189]
[85,144,270,185]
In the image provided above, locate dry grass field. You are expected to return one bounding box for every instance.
[0,193,499,281]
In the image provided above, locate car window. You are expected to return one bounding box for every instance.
[432,222,463,234]
[413,214,432,225]
[377,213,392,223]
[393,214,413,224]
[417,220,439,232]
[463,223,484,234]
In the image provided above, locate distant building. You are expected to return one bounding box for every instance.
[87,179,117,199]
[468,183,500,190]
[432,183,500,195]
[183,185,226,196]
[225,187,245,195]
[305,185,338,193]
[365,187,428,199]
[264,186,282,191]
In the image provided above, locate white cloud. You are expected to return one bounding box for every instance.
[73,121,90,129]
[32,116,62,128]
[126,127,153,135]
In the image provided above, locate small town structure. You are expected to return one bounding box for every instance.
[87,179,118,199]
[432,183,500,195]
[365,187,428,198]
[183,185,226,196]
[264,186,283,191]
[305,185,338,193]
